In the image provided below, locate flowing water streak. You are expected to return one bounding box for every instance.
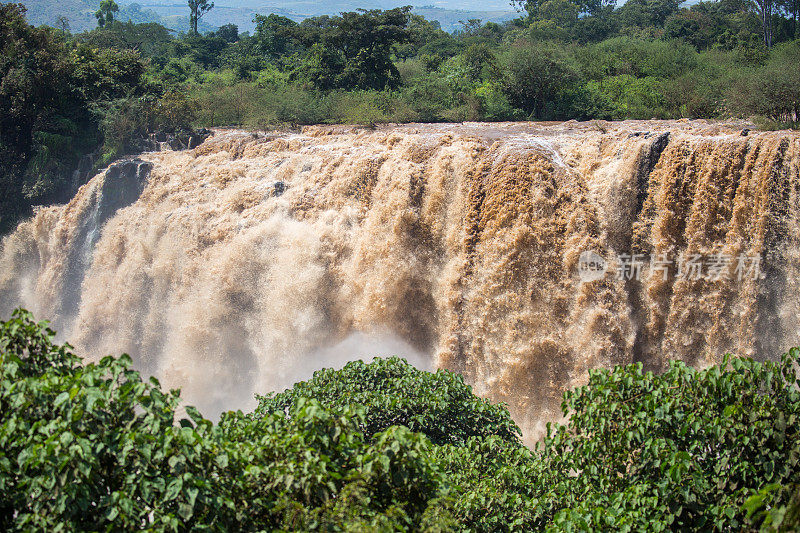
[0,121,798,439]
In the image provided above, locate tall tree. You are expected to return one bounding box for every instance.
[513,0,612,18]
[0,4,76,231]
[95,0,119,28]
[188,0,214,35]
[293,8,412,91]
[752,0,776,46]
[55,15,70,34]
[617,0,682,29]
[253,14,298,60]
[779,0,799,37]
[501,42,577,119]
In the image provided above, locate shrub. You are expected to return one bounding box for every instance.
[726,41,800,126]
[661,49,732,118]
[540,351,800,530]
[192,81,331,128]
[584,74,668,118]
[95,97,154,163]
[0,310,452,531]
[96,90,198,164]
[475,82,522,121]
[396,58,428,84]
[158,57,205,86]
[576,36,699,80]
[397,76,453,121]
[325,91,391,126]
[2,308,799,531]
[254,357,522,445]
[155,90,199,132]
[500,42,580,119]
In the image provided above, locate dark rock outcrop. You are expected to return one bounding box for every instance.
[635,132,670,216]
[98,159,153,225]
[61,159,153,319]
[146,128,211,152]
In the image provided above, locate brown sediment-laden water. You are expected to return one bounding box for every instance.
[2,120,798,441]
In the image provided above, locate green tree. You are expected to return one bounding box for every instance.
[220,37,266,79]
[188,0,214,35]
[253,13,297,60]
[0,4,83,232]
[293,8,412,91]
[780,0,800,37]
[95,0,119,28]
[213,23,238,43]
[752,0,777,46]
[727,40,800,123]
[460,43,501,82]
[617,0,683,30]
[2,308,800,531]
[0,310,453,530]
[0,5,150,234]
[501,42,579,119]
[254,357,521,445]
[514,0,609,18]
[55,15,70,34]
[179,32,229,69]
[79,21,174,61]
[543,350,800,530]
[394,13,449,59]
[665,9,717,49]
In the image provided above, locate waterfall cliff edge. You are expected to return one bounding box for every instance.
[2,120,798,440]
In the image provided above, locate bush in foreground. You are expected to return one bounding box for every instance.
[1,308,799,531]
[253,356,520,445]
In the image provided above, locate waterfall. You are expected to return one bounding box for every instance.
[1,121,798,439]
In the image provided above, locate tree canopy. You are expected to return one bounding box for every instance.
[95,0,119,28]
[1,0,799,235]
[254,357,521,445]
[1,308,799,531]
[278,7,413,90]
[188,0,213,35]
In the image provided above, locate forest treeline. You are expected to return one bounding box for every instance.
[1,0,800,232]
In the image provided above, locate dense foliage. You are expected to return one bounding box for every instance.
[1,308,799,531]
[2,0,800,234]
[253,357,521,445]
[0,310,451,530]
[0,4,198,234]
[0,3,139,233]
[539,355,800,530]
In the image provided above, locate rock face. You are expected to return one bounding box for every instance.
[147,129,212,152]
[66,130,210,199]
[63,159,153,322]
[0,158,152,328]
[1,121,798,440]
[272,181,287,197]
[98,159,153,225]
[69,153,97,197]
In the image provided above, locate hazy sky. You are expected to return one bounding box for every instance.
[197,0,517,11]
[121,0,521,33]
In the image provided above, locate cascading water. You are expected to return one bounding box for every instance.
[1,121,798,440]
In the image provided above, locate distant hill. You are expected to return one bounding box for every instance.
[17,0,170,32]
[411,6,518,31]
[17,0,518,33]
[17,0,99,32]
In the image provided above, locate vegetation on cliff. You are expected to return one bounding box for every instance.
[2,1,800,233]
[1,308,798,531]
[0,3,199,234]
